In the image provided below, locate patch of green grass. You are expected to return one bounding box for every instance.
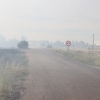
[54,49,100,67]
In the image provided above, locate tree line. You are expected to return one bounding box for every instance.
[0,34,91,49]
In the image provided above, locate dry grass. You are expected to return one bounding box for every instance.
[0,67,29,100]
[54,49,100,67]
[0,49,29,100]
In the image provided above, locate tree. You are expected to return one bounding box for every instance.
[53,41,65,47]
[17,41,29,49]
[46,45,52,48]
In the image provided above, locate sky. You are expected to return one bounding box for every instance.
[0,0,100,43]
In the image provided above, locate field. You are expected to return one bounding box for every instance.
[54,49,100,67]
[0,49,29,100]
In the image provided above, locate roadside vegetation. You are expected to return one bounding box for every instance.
[54,49,100,67]
[17,40,29,49]
[0,49,29,100]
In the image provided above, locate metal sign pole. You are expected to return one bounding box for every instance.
[92,34,94,52]
[67,46,69,52]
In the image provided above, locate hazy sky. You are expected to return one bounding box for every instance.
[0,0,100,43]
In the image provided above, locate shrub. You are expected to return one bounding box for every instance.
[17,41,29,49]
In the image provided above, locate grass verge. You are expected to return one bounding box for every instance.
[0,49,29,100]
[0,66,29,100]
[54,49,100,67]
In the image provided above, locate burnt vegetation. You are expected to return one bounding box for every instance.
[0,49,29,67]
[0,49,29,100]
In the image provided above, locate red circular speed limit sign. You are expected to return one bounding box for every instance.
[65,41,71,46]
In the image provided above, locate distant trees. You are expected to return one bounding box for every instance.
[17,41,29,49]
[71,41,89,48]
[53,41,65,47]
[0,34,20,48]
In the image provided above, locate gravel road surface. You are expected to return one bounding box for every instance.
[21,49,100,100]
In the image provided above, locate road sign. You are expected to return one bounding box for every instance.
[65,41,71,46]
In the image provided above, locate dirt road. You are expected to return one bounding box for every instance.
[22,49,100,100]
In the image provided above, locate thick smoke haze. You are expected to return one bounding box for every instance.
[0,0,100,43]
[0,34,90,48]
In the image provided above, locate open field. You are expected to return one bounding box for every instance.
[0,49,29,100]
[54,48,100,67]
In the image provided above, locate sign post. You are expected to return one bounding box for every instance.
[65,41,71,52]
